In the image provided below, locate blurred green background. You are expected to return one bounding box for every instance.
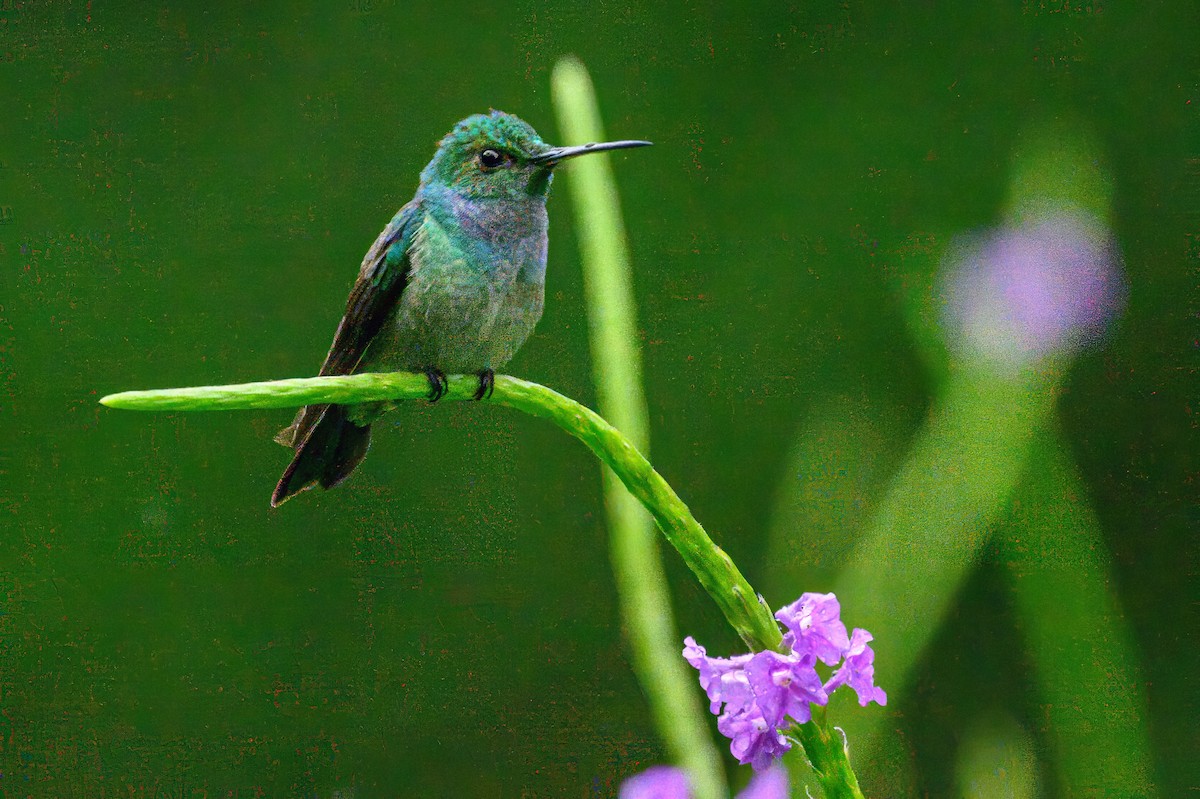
[2,2,1195,797]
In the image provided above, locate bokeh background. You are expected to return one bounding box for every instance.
[3,3,1195,797]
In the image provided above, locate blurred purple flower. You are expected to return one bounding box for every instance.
[736,766,790,799]
[619,765,692,799]
[941,210,1124,366]
[619,764,789,799]
[683,592,884,770]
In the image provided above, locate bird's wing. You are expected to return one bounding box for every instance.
[274,200,421,449]
[318,199,422,377]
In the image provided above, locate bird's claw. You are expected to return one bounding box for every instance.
[473,369,495,401]
[424,368,449,403]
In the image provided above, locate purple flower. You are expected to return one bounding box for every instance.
[745,650,827,726]
[683,636,753,715]
[619,765,692,799]
[775,592,850,666]
[717,705,792,771]
[941,210,1124,367]
[619,764,789,799]
[682,640,822,769]
[825,628,888,707]
[683,592,885,770]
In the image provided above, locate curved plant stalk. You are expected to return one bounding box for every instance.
[551,56,725,799]
[102,372,869,797]
[103,373,783,650]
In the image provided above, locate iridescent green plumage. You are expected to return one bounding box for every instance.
[272,111,650,506]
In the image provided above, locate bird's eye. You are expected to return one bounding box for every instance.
[479,149,506,169]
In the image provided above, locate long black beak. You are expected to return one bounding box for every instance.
[530,139,653,165]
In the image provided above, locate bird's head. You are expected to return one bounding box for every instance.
[421,110,650,201]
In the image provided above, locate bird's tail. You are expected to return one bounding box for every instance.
[271,404,372,507]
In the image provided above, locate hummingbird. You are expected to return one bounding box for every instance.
[271,110,651,506]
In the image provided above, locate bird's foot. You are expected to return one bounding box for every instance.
[423,368,449,403]
[473,369,495,401]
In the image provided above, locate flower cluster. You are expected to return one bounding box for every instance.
[683,592,886,770]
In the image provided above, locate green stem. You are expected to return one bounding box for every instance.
[552,56,725,799]
[101,372,784,652]
[102,372,871,796]
[828,362,1059,774]
[1000,428,1156,796]
[793,707,866,799]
